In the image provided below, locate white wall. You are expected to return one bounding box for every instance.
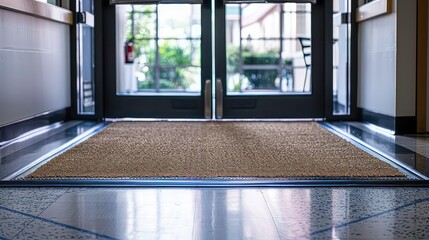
[358,1,397,116]
[0,9,70,127]
[358,0,417,118]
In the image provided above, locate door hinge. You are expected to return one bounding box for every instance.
[76,12,94,27]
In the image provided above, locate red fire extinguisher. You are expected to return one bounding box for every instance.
[125,39,135,64]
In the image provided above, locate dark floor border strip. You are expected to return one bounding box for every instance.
[1,179,429,188]
[358,108,417,134]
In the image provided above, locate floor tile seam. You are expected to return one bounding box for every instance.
[0,205,119,240]
[33,190,69,219]
[309,196,429,237]
[10,217,36,240]
[260,189,284,240]
[38,188,70,211]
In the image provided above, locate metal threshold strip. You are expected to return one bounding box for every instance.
[104,118,324,122]
[2,120,429,187]
[1,179,429,188]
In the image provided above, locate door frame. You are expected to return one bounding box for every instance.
[325,0,358,121]
[76,0,358,120]
[215,0,327,118]
[101,0,212,118]
[70,0,104,120]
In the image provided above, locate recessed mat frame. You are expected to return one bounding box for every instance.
[322,122,429,181]
[2,178,429,188]
[25,122,410,179]
[11,120,423,183]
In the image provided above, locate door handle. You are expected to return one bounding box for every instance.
[204,79,212,119]
[216,78,223,119]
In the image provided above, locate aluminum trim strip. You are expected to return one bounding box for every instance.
[0,0,73,25]
[1,179,428,188]
[104,118,325,122]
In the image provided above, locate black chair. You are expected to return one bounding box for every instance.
[297,37,311,92]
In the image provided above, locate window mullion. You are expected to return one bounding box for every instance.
[279,4,284,92]
[238,3,243,93]
[155,5,160,92]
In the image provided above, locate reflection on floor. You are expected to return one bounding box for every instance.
[1,121,429,239]
[1,187,429,239]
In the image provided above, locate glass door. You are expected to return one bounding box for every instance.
[215,0,326,118]
[104,0,212,118]
[332,0,351,115]
[76,0,95,115]
[103,0,327,119]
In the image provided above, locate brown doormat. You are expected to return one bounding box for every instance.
[26,122,405,179]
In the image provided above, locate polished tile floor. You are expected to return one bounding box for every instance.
[2,121,429,239]
[1,187,429,239]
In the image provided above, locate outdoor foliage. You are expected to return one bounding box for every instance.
[137,42,193,90]
[126,7,194,90]
[243,51,279,89]
[227,46,293,90]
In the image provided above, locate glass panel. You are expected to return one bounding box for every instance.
[159,40,193,65]
[132,13,157,39]
[333,0,351,115]
[127,40,156,93]
[82,0,94,13]
[80,26,95,113]
[158,5,201,38]
[241,4,280,39]
[133,5,156,13]
[77,0,95,115]
[226,3,312,95]
[116,4,201,95]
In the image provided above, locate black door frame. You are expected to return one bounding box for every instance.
[70,0,104,121]
[101,0,212,118]
[72,0,358,120]
[215,0,326,118]
[324,0,358,121]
